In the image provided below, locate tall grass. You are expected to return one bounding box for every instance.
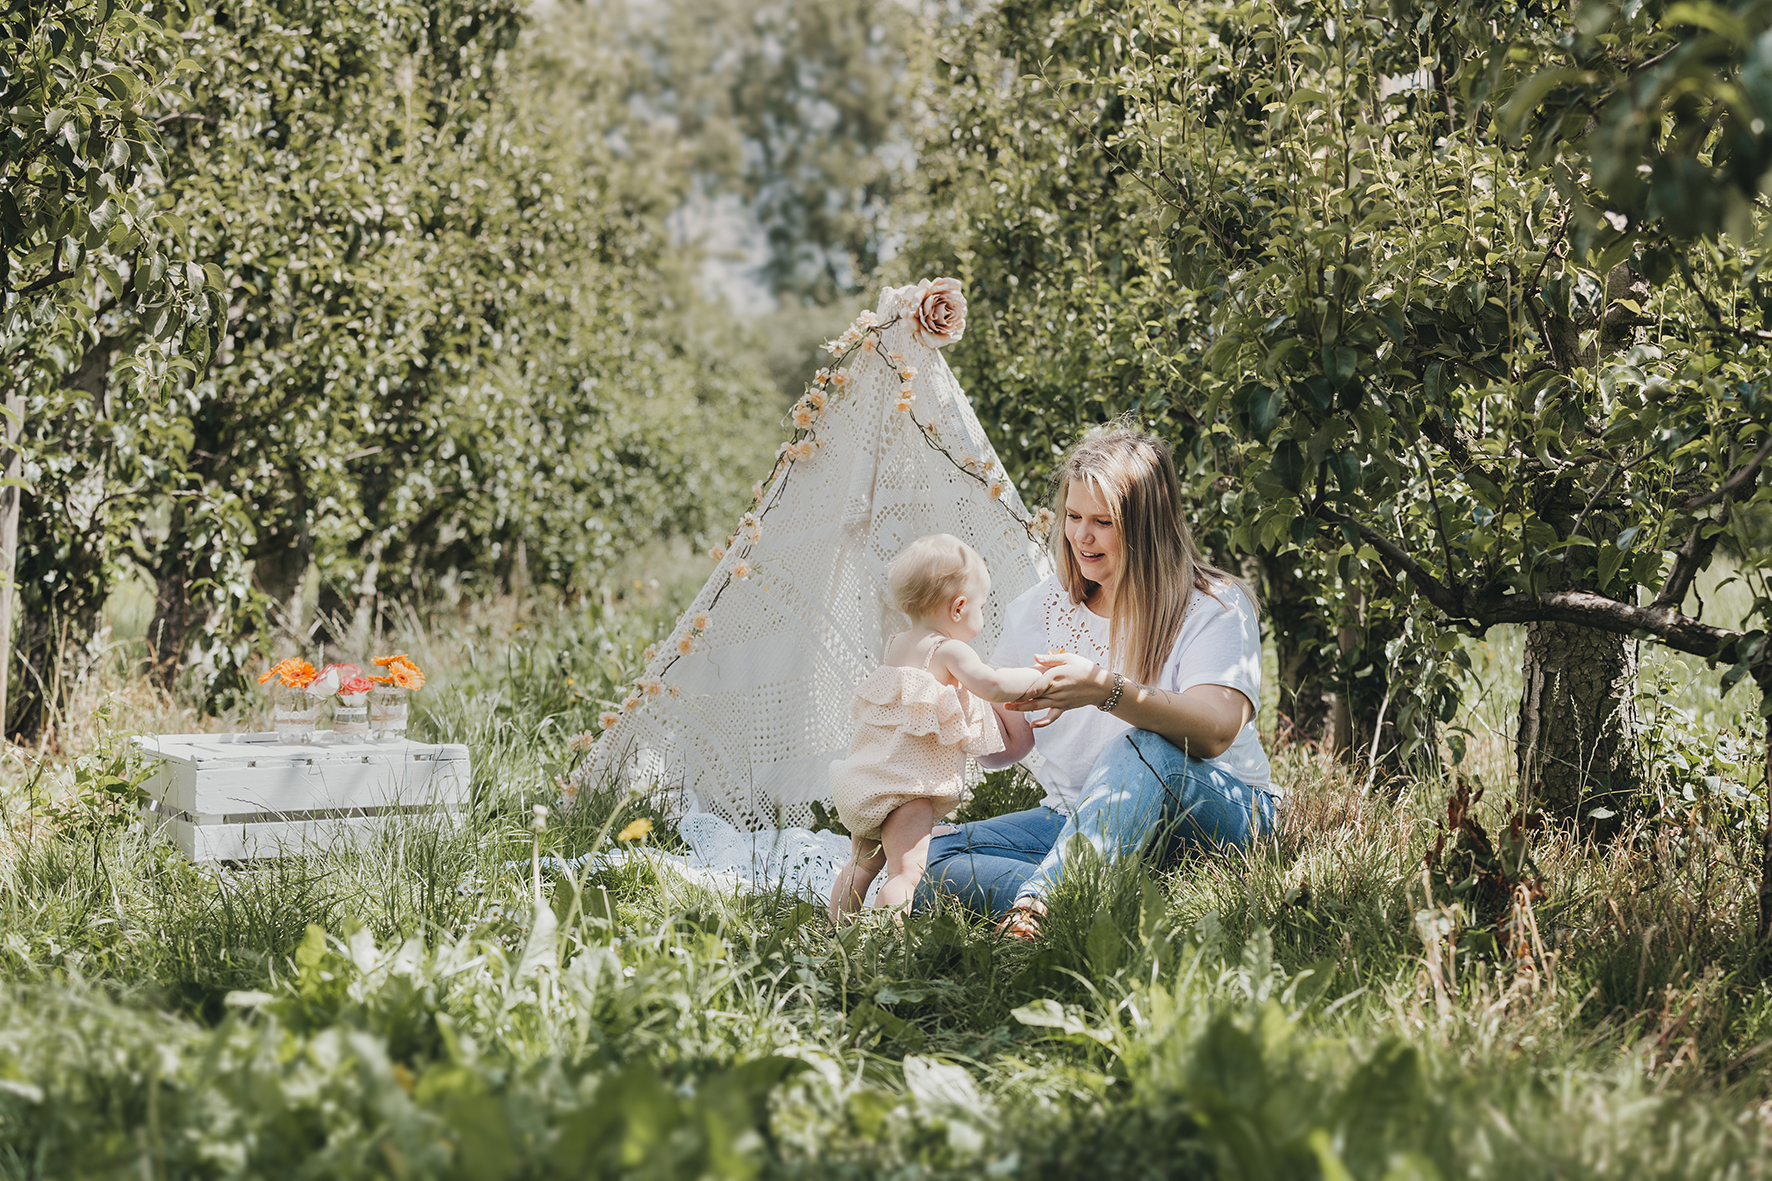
[0,565,1767,1177]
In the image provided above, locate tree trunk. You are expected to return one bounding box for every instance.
[1516,619,1639,826]
[0,389,21,741]
[1515,258,1646,829]
[1760,713,1772,942]
[1262,550,1333,748]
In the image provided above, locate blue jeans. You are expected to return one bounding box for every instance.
[916,730,1279,916]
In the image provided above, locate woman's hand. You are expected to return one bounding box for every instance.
[1005,652,1113,728]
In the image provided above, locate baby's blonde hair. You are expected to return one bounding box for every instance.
[889,534,983,619]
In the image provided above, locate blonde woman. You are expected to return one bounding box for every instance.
[917,429,1277,935]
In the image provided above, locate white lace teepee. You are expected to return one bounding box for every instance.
[576,279,1051,831]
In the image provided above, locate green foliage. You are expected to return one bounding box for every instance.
[904,0,1772,790]
[7,0,784,731]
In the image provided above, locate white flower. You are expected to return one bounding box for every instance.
[306,667,341,699]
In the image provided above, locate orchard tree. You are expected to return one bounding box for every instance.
[1005,0,1772,922]
[0,0,221,736]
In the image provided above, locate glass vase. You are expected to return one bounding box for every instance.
[371,685,409,741]
[332,692,370,739]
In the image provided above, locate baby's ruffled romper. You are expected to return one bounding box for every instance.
[828,638,1004,841]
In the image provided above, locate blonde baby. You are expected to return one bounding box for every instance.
[828,534,1041,919]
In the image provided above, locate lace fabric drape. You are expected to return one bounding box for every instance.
[576,282,1050,831]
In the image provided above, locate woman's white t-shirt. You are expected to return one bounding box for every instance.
[988,574,1273,811]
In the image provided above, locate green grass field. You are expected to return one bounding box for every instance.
[1,562,1769,1179]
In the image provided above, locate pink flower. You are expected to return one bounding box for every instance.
[911,277,966,348]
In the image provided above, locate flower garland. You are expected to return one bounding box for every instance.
[597,279,1051,731]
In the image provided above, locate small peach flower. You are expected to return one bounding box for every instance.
[691,612,710,632]
[899,366,917,381]
[889,350,903,363]
[832,369,849,387]
[989,480,1007,499]
[1033,507,1055,532]
[644,645,657,663]
[806,390,826,411]
[676,636,695,656]
[622,696,641,713]
[793,407,814,429]
[568,731,597,752]
[668,685,681,699]
[895,397,913,414]
[863,331,878,348]
[639,677,663,697]
[794,440,814,460]
[732,561,752,580]
[710,545,726,561]
[599,711,621,730]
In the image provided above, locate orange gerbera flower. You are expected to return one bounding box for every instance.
[258,658,318,690]
[369,654,426,690]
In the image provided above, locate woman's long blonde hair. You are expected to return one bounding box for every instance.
[1049,428,1258,684]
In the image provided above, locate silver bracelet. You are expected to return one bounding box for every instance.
[1098,671,1126,713]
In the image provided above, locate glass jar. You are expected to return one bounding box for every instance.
[272,696,319,743]
[332,691,370,739]
[371,685,409,741]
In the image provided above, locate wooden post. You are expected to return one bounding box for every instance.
[0,389,22,744]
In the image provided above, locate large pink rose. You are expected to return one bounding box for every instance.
[910,277,966,348]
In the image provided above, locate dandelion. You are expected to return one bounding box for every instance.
[617,817,653,843]
[676,635,695,656]
[733,561,752,579]
[599,711,621,730]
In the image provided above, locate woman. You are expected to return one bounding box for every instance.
[916,428,1278,934]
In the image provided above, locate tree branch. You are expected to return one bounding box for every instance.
[1319,511,1740,661]
[1679,254,1772,342]
[1684,430,1772,511]
[1655,498,1728,611]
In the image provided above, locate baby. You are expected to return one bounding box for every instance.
[828,534,1042,920]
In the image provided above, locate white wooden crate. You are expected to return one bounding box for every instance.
[132,733,472,861]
